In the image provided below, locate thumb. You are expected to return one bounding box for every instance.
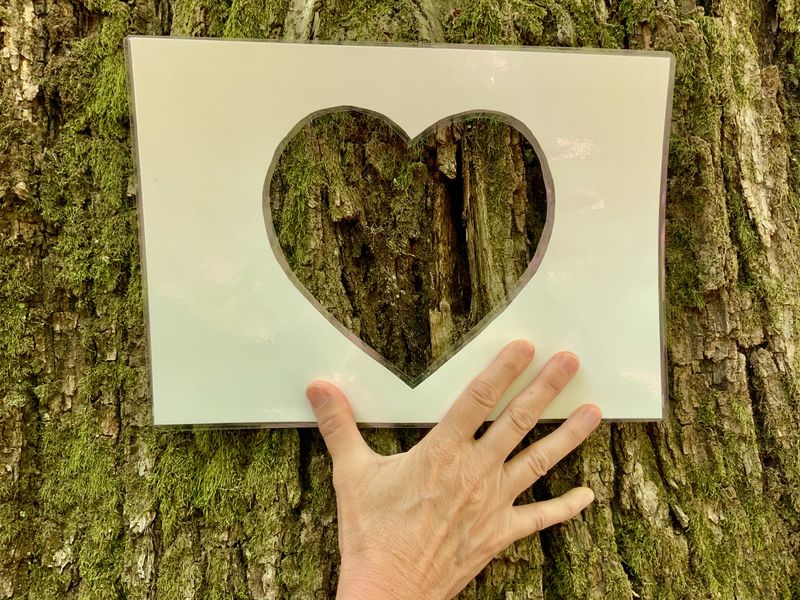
[306,381,370,462]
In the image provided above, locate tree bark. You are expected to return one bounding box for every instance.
[269,111,545,381]
[1,0,799,598]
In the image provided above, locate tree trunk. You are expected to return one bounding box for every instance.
[2,0,799,598]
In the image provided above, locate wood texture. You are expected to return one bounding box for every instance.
[1,0,799,598]
[269,111,545,381]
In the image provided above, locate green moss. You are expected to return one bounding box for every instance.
[614,515,687,599]
[245,432,302,504]
[0,254,37,383]
[35,4,136,304]
[0,97,30,192]
[40,416,121,511]
[616,0,658,39]
[152,429,309,595]
[316,0,420,42]
[541,538,585,596]
[80,0,127,16]
[193,433,251,528]
[13,6,160,592]
[661,384,796,598]
[171,0,230,36]
[665,210,706,314]
[444,0,621,48]
[88,46,131,139]
[446,0,545,45]
[658,20,724,316]
[721,153,765,295]
[271,131,317,268]
[278,444,337,595]
[153,434,205,539]
[155,529,204,600]
[33,404,123,598]
[223,0,287,39]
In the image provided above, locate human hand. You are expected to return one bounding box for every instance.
[305,340,602,600]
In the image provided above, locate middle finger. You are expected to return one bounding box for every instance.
[479,352,579,459]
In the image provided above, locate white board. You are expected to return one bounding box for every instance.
[125,37,674,426]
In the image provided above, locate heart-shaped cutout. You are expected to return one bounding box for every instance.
[263,109,552,387]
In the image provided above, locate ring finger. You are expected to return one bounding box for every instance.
[502,404,601,500]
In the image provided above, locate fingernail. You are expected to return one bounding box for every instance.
[580,405,602,428]
[559,353,579,375]
[306,384,328,410]
[514,339,534,359]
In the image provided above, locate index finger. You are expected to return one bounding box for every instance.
[436,340,534,441]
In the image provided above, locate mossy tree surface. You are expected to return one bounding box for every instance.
[1,0,799,598]
[269,111,547,382]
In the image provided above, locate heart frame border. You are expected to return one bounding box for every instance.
[262,107,555,388]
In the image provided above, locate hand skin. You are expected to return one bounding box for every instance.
[305,340,602,600]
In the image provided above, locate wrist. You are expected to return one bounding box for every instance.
[336,558,425,600]
[336,579,401,600]
[337,576,410,600]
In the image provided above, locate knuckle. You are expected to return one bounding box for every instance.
[529,509,546,533]
[468,379,498,411]
[523,448,551,480]
[564,421,587,447]
[317,411,346,439]
[506,404,537,436]
[459,465,489,501]
[499,356,520,377]
[426,434,460,467]
[541,370,564,396]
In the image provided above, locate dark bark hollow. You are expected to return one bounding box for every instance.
[266,110,549,383]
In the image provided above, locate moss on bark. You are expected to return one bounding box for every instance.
[269,110,546,381]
